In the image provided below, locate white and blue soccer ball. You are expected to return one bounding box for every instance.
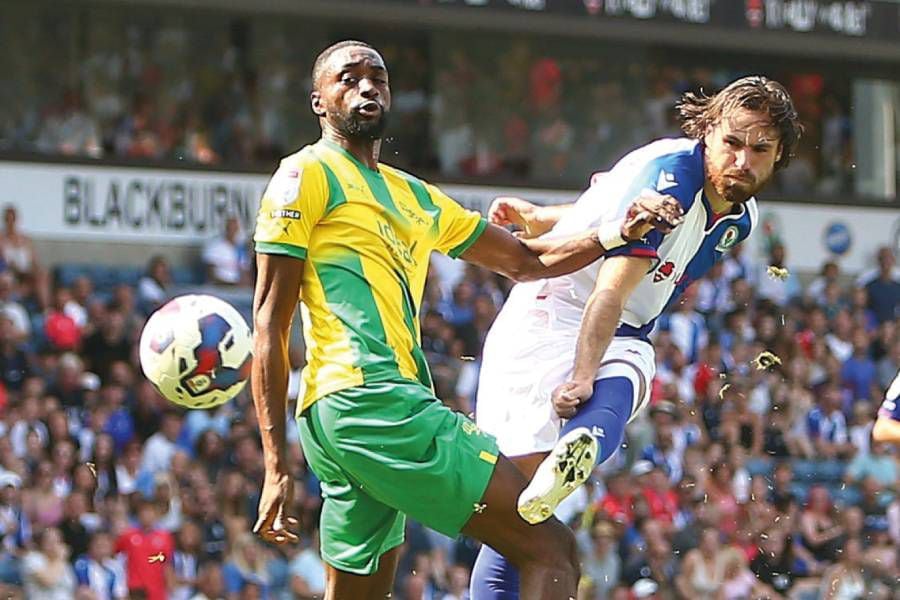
[139,294,252,409]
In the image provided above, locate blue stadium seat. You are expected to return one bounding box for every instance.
[745,458,773,478]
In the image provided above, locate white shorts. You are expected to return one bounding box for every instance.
[475,328,655,458]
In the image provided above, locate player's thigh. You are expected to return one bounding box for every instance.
[298,409,406,578]
[460,454,576,569]
[312,380,501,541]
[325,545,402,600]
[597,338,655,422]
[477,344,575,457]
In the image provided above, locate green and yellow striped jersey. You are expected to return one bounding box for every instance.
[254,139,487,412]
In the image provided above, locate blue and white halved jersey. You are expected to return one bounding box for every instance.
[515,137,757,337]
[878,371,900,422]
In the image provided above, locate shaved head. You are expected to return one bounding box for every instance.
[312,40,376,91]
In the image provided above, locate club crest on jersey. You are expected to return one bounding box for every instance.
[267,167,302,206]
[653,260,676,283]
[716,225,740,252]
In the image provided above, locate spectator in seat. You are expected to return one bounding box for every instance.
[750,528,797,598]
[44,286,82,352]
[0,314,31,393]
[287,527,325,600]
[806,260,840,302]
[202,216,250,286]
[190,562,226,600]
[756,242,801,307]
[806,383,853,459]
[845,442,898,488]
[21,527,76,600]
[859,246,900,324]
[0,273,29,341]
[0,205,49,310]
[141,410,184,476]
[172,520,203,600]
[138,255,172,314]
[842,329,878,403]
[222,533,271,599]
[818,537,866,600]
[82,308,131,384]
[73,530,128,600]
[579,520,621,600]
[675,528,729,599]
[800,486,844,563]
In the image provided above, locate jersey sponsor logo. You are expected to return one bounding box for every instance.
[269,209,301,220]
[656,170,678,191]
[653,260,676,283]
[715,225,740,252]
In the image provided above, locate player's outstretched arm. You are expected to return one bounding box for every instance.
[552,255,651,415]
[488,196,574,239]
[462,191,681,282]
[251,253,304,545]
[872,416,900,444]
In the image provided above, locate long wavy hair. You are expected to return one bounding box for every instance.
[677,76,803,171]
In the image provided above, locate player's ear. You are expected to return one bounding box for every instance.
[774,143,783,165]
[310,91,325,118]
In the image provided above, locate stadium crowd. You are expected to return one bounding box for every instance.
[0,200,895,600]
[1,5,856,195]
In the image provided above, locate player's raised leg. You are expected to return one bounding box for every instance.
[519,374,637,524]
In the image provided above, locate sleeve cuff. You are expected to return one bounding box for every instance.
[448,217,488,259]
[255,241,308,260]
[604,244,659,260]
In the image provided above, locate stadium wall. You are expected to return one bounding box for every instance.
[2,159,897,274]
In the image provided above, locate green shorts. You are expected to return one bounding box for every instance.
[297,379,499,575]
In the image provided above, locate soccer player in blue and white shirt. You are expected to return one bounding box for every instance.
[873,371,900,443]
[471,77,802,598]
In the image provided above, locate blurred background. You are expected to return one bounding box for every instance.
[0,0,898,598]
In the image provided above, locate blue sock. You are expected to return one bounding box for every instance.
[560,376,634,466]
[470,544,519,599]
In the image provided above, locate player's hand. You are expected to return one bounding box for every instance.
[488,196,540,238]
[254,470,299,545]
[621,190,684,241]
[552,380,594,418]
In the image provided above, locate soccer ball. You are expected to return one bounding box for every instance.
[139,294,252,409]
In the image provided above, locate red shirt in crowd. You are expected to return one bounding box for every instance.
[597,493,634,525]
[642,486,679,523]
[115,526,174,600]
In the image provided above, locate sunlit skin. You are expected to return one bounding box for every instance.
[872,416,900,443]
[703,107,783,213]
[311,47,390,169]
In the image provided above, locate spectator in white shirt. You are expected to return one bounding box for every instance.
[756,242,800,307]
[141,410,183,476]
[202,217,249,286]
[0,272,29,340]
[138,255,172,314]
